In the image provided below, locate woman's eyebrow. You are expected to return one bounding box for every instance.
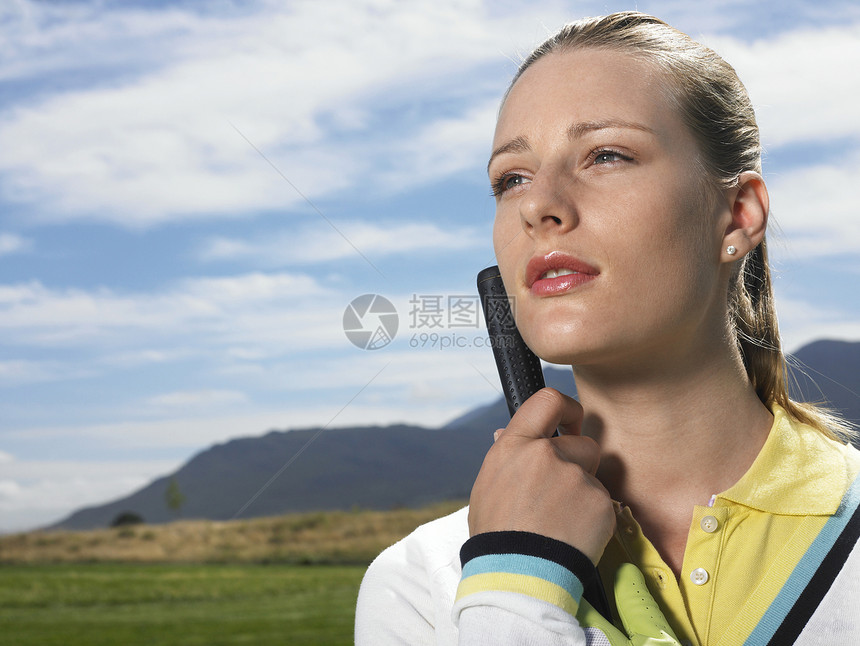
[567,119,656,140]
[487,121,656,173]
[487,135,530,173]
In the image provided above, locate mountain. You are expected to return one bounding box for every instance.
[53,424,492,530]
[441,366,577,432]
[789,340,860,427]
[53,340,860,530]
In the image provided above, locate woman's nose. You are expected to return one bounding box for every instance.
[519,171,578,236]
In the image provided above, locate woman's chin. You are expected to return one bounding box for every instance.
[520,322,594,365]
[523,335,583,367]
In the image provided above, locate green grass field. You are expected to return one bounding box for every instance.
[0,562,365,645]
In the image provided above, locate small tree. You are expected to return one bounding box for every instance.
[111,511,145,527]
[165,477,186,516]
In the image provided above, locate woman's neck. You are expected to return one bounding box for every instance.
[573,340,773,575]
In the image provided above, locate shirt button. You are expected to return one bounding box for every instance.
[690,567,709,585]
[701,515,719,533]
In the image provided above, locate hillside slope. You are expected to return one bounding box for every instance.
[53,340,859,530]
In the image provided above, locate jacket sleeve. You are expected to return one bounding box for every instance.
[453,532,593,645]
[355,537,438,645]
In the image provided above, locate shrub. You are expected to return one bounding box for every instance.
[111,511,145,527]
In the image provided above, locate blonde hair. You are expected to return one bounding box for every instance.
[511,11,854,441]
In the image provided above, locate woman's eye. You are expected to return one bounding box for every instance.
[491,173,529,197]
[592,149,631,165]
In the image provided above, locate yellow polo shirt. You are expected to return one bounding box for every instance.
[598,404,860,646]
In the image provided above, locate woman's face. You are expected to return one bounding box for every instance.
[491,48,732,369]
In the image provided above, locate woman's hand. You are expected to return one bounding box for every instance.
[468,388,616,564]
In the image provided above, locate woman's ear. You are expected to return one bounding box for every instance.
[722,171,769,261]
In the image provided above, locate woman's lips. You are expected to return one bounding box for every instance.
[526,252,599,296]
[531,271,597,296]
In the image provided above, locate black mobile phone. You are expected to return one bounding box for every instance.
[476,265,546,416]
[477,264,613,622]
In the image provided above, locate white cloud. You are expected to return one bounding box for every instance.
[0,359,93,385]
[148,389,248,409]
[0,457,180,533]
[701,23,860,147]
[773,293,860,352]
[0,0,566,227]
[3,398,468,453]
[379,100,501,191]
[0,2,208,82]
[0,479,21,497]
[767,150,860,256]
[219,336,508,423]
[3,415,289,452]
[0,272,335,350]
[3,340,505,445]
[0,232,29,256]
[0,359,43,382]
[0,301,515,535]
[199,221,485,266]
[99,348,192,368]
[2,3,856,230]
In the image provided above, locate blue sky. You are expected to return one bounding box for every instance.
[1,0,859,532]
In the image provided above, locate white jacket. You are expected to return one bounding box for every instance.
[355,504,860,645]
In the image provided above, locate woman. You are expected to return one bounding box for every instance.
[355,12,860,645]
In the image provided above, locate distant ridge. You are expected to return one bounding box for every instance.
[790,339,860,426]
[52,339,860,530]
[52,424,491,530]
[441,365,577,432]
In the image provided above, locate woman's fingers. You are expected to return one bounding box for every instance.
[552,432,601,476]
[501,388,585,440]
[496,388,599,473]
[469,387,616,563]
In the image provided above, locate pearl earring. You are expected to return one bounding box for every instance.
[726,245,737,256]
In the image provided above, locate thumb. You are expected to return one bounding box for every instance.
[506,388,584,440]
[614,563,680,646]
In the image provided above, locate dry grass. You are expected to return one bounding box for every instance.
[0,501,466,564]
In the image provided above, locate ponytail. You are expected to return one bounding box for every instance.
[732,240,855,441]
